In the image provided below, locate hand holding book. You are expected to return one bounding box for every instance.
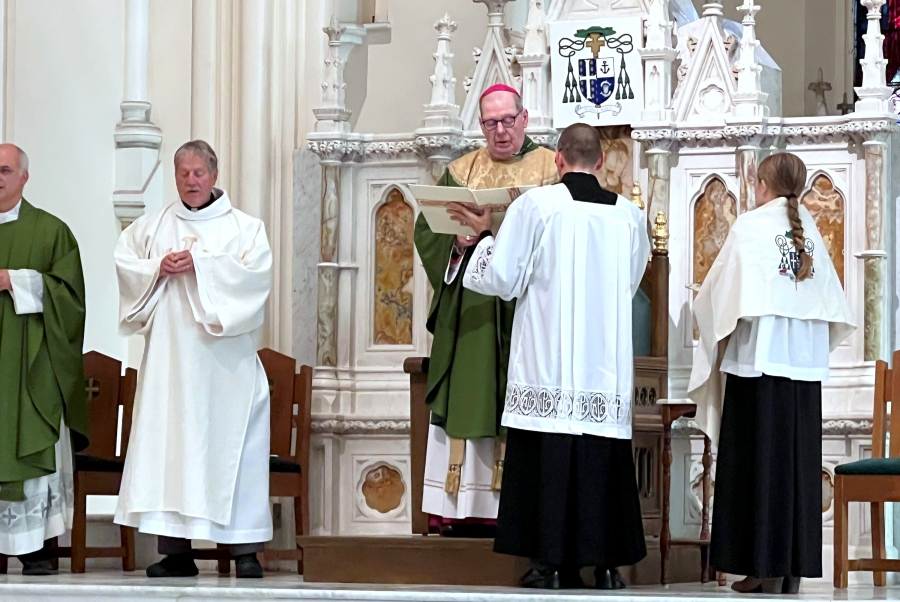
[446,202,493,236]
[409,184,532,236]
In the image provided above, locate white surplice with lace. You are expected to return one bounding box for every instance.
[462,184,649,439]
[113,190,273,544]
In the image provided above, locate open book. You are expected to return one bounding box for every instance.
[409,184,534,236]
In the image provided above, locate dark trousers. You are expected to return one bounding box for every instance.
[158,536,264,557]
[711,374,822,579]
[494,427,646,569]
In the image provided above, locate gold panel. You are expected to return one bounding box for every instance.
[374,189,414,345]
[693,178,737,339]
[801,175,845,287]
[362,465,405,514]
[694,177,738,288]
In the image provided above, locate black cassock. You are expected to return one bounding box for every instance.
[492,172,647,570]
[711,373,823,579]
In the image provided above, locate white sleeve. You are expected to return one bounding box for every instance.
[184,220,273,337]
[8,269,44,314]
[115,221,165,336]
[444,242,463,284]
[462,196,543,301]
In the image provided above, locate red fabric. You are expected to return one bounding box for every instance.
[480,83,520,100]
[887,1,900,83]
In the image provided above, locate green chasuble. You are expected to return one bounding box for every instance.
[414,138,558,440]
[0,200,88,501]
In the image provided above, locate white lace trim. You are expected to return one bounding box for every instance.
[470,242,493,283]
[504,383,632,426]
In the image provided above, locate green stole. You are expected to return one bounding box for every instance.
[0,200,88,501]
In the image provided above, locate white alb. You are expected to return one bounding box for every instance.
[113,190,274,543]
[463,184,650,440]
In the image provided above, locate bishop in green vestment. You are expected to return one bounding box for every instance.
[415,85,558,529]
[0,144,88,570]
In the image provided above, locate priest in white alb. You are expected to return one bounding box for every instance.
[449,124,649,590]
[114,140,273,579]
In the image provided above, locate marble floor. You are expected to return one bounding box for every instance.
[0,573,897,602]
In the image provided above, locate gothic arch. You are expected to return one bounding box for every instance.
[373,185,415,345]
[691,175,738,340]
[800,171,845,288]
[692,175,738,289]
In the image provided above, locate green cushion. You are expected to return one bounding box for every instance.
[835,458,900,476]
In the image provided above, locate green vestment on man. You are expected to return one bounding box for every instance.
[0,200,88,502]
[415,138,558,519]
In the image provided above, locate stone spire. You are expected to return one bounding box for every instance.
[855,0,892,113]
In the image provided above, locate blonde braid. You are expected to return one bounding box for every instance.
[759,153,813,283]
[786,193,813,281]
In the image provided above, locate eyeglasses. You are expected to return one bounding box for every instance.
[480,110,523,131]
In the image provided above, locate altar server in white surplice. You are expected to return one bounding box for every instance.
[114,141,272,579]
[688,152,854,595]
[450,124,648,590]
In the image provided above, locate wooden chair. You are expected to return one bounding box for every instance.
[198,349,312,575]
[833,349,900,588]
[0,352,136,574]
[59,351,137,573]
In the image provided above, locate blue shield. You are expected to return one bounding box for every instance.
[578,57,615,106]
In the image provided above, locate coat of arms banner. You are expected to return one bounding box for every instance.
[549,18,644,128]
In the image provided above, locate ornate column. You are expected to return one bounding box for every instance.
[728,0,767,215]
[635,131,675,220]
[313,17,352,134]
[458,0,516,132]
[415,14,463,179]
[518,0,556,141]
[316,159,342,368]
[646,147,672,219]
[853,0,892,361]
[113,0,163,229]
[736,145,758,213]
[732,0,768,119]
[311,17,352,369]
[728,126,768,214]
[639,0,676,122]
[855,0,892,114]
[860,136,888,361]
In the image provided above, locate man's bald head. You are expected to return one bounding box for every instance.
[557,124,603,170]
[0,144,29,212]
[0,144,28,175]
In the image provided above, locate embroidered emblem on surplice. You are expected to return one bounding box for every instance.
[776,230,815,282]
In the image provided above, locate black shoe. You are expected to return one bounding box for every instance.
[783,576,801,594]
[146,553,199,578]
[235,554,263,579]
[519,567,560,589]
[20,559,55,576]
[595,567,627,590]
[559,566,584,589]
